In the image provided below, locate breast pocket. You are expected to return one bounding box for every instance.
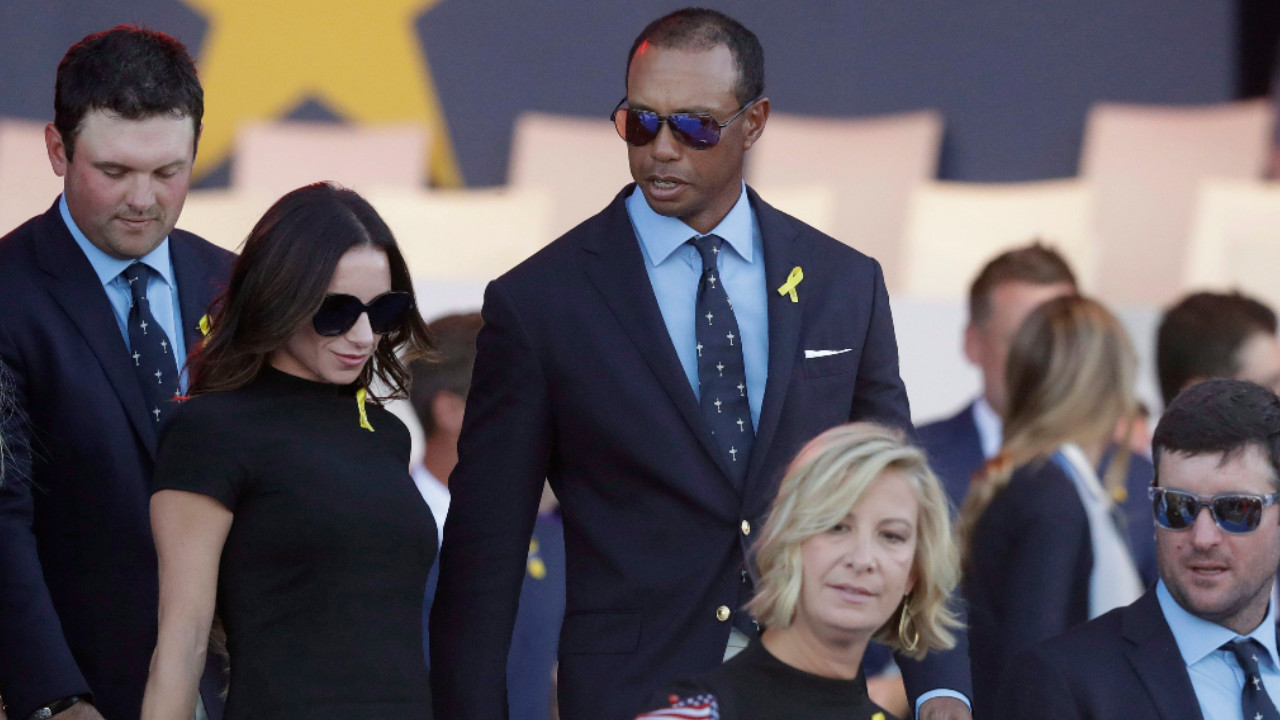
[802,347,860,378]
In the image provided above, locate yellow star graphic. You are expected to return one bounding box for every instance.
[183,0,462,186]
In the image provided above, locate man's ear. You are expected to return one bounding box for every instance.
[963,323,984,367]
[431,390,467,435]
[45,123,69,178]
[741,97,770,150]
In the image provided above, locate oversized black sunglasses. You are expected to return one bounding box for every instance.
[312,291,414,337]
[611,97,760,150]
[1149,486,1280,535]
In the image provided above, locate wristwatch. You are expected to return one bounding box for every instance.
[28,695,83,720]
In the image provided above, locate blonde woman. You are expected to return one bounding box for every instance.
[638,423,961,720]
[959,295,1144,715]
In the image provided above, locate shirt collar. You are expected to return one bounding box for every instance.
[971,396,1003,459]
[60,193,175,288]
[1157,579,1280,669]
[626,182,754,266]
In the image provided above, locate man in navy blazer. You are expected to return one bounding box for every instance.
[999,380,1280,719]
[0,28,232,720]
[430,8,970,720]
[918,243,1159,584]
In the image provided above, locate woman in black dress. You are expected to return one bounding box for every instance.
[140,183,435,720]
[639,423,962,720]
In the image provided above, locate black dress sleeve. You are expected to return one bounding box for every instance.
[152,397,249,510]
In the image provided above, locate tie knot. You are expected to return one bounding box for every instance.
[122,263,152,302]
[689,234,724,272]
[1225,638,1267,674]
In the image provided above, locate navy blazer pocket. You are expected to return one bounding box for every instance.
[559,611,641,655]
[802,348,860,378]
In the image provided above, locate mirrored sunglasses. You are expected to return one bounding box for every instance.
[312,291,414,337]
[611,97,760,150]
[1149,486,1280,535]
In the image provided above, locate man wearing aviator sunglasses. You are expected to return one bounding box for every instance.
[1001,379,1280,719]
[430,7,971,720]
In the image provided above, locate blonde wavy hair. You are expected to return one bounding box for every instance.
[958,295,1138,565]
[745,422,961,659]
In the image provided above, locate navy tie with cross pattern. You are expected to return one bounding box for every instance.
[1225,638,1280,720]
[690,234,754,485]
[123,262,180,424]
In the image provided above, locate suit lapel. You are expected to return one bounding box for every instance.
[170,230,221,348]
[1122,591,1205,720]
[582,188,737,483]
[745,189,802,486]
[33,204,159,452]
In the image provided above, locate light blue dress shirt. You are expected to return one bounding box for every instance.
[1158,579,1280,720]
[60,194,189,391]
[626,183,767,430]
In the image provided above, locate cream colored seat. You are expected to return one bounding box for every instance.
[746,110,943,290]
[0,118,63,233]
[231,121,430,197]
[508,111,633,238]
[900,179,1097,302]
[1183,178,1280,310]
[1080,100,1274,306]
[364,188,554,282]
[177,190,281,253]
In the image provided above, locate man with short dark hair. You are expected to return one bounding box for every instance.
[0,26,233,720]
[1000,379,1280,719]
[430,8,969,720]
[1157,291,1280,406]
[919,243,1078,504]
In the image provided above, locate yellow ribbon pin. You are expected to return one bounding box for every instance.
[355,387,375,432]
[198,314,211,336]
[777,266,804,302]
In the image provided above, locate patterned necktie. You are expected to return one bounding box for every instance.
[122,263,180,424]
[690,234,754,484]
[1224,638,1280,720]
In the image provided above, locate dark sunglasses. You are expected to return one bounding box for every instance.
[312,291,414,337]
[1149,486,1280,535]
[611,97,760,150]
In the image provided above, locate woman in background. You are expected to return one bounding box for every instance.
[960,294,1144,715]
[639,422,961,720]
[140,183,436,720]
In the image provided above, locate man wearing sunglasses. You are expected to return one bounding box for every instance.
[1000,379,1280,719]
[431,8,969,720]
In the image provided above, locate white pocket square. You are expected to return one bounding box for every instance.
[804,348,853,359]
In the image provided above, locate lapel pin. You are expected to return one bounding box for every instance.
[356,387,375,432]
[777,266,804,303]
[198,314,211,336]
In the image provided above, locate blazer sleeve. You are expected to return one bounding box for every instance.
[971,465,1091,707]
[995,643,1084,720]
[849,260,911,432]
[429,281,554,720]
[0,339,92,719]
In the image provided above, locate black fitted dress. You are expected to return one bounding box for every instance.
[153,366,435,720]
[640,640,898,720]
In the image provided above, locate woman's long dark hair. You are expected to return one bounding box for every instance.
[188,182,434,400]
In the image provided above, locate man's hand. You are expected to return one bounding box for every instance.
[55,701,106,720]
[917,696,972,720]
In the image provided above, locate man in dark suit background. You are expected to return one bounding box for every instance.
[1000,379,1280,719]
[918,243,1158,584]
[430,8,970,720]
[0,27,233,720]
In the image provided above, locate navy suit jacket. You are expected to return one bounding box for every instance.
[996,589,1204,720]
[919,401,1159,585]
[0,201,233,720]
[430,186,969,720]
